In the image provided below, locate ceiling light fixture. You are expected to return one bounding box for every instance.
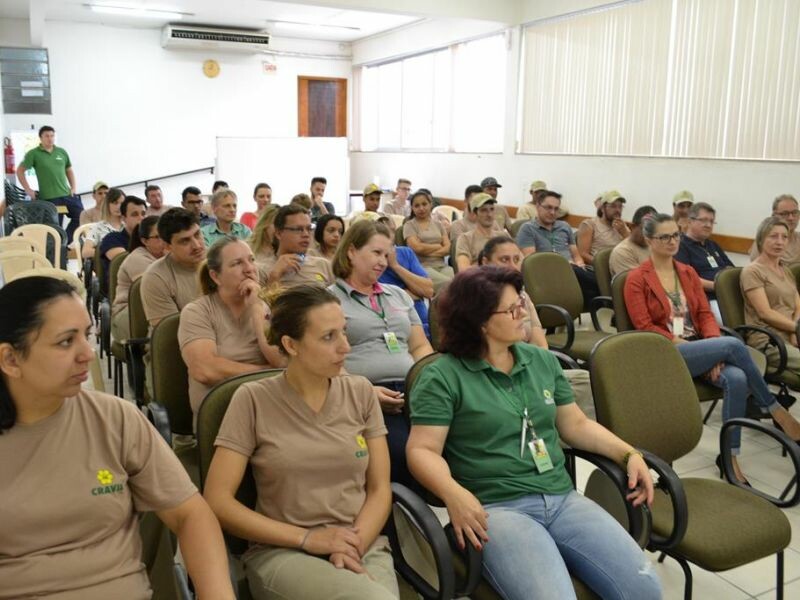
[269,20,361,33]
[85,3,192,20]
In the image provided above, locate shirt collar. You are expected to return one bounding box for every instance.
[459,344,532,374]
[336,278,392,298]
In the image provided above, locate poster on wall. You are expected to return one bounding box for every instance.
[10,129,41,191]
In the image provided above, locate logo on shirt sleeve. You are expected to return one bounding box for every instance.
[92,469,125,495]
[355,434,368,458]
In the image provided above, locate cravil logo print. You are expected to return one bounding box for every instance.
[91,469,124,496]
[355,434,368,458]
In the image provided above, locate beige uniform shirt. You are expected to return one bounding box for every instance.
[256,253,334,287]
[609,238,650,277]
[495,205,512,231]
[145,205,172,217]
[215,373,387,534]
[515,204,538,222]
[749,233,800,264]
[578,217,625,257]
[178,293,268,420]
[741,262,799,348]
[403,219,448,269]
[0,390,196,600]
[456,228,498,265]
[112,247,157,316]
[140,253,200,329]
[79,205,102,226]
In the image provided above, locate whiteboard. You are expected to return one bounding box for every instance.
[216,137,350,217]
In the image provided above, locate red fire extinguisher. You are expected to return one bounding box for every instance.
[4,137,14,175]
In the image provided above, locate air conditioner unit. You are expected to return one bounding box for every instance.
[161,25,270,53]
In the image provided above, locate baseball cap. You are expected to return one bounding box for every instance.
[363,183,382,196]
[469,193,496,211]
[480,177,502,189]
[529,180,547,193]
[93,181,109,192]
[673,190,694,206]
[599,190,626,205]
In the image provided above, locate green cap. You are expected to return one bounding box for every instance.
[469,192,496,211]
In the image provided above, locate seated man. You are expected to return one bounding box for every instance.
[577,190,630,265]
[181,185,215,227]
[455,193,503,271]
[609,205,657,277]
[201,188,251,246]
[309,176,336,223]
[79,181,108,225]
[383,178,412,217]
[672,190,694,233]
[515,180,548,222]
[450,184,497,241]
[517,189,599,308]
[144,184,172,216]
[748,194,800,263]
[362,183,387,217]
[675,201,734,321]
[480,176,512,233]
[258,203,334,287]
[98,195,147,288]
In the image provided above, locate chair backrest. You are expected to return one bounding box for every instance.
[449,239,459,273]
[11,223,61,268]
[521,252,583,324]
[128,278,148,340]
[108,251,129,306]
[151,313,193,436]
[404,352,442,405]
[428,295,441,350]
[593,247,613,297]
[432,204,459,223]
[0,250,51,281]
[196,369,284,555]
[509,219,526,239]
[789,262,800,290]
[714,267,746,328]
[72,222,95,253]
[395,224,405,246]
[0,236,45,256]
[610,271,634,332]
[94,243,108,298]
[10,267,86,299]
[590,331,702,463]
[3,180,27,206]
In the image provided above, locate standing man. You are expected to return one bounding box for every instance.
[309,176,336,223]
[480,176,512,233]
[672,190,694,233]
[181,186,215,227]
[384,178,412,217]
[749,194,800,263]
[455,193,503,271]
[79,181,109,225]
[577,190,630,265]
[201,188,251,246]
[609,205,657,277]
[144,184,171,216]
[16,125,82,242]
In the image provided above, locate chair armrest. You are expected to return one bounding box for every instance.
[639,450,687,551]
[537,303,575,352]
[550,350,580,371]
[387,483,455,600]
[733,325,788,375]
[589,296,614,332]
[720,417,800,508]
[172,564,192,600]
[142,402,172,446]
[719,326,743,341]
[100,300,111,355]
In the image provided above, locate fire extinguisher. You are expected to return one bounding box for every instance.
[4,137,14,175]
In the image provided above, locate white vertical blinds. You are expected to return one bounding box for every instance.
[519,0,800,160]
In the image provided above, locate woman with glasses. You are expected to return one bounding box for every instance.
[407,266,661,600]
[625,214,800,483]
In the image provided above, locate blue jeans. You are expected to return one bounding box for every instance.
[677,336,779,453]
[482,491,661,600]
[47,194,84,243]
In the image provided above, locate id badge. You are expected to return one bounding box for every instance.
[672,316,684,337]
[529,438,554,473]
[707,255,718,268]
[383,332,402,353]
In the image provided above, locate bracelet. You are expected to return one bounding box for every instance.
[622,449,643,467]
[299,529,312,551]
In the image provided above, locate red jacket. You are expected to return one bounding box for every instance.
[624,259,720,340]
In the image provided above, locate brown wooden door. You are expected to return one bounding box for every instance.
[298,76,347,137]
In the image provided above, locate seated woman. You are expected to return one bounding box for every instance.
[625,213,800,482]
[0,277,233,600]
[111,215,165,341]
[478,236,594,416]
[407,267,660,600]
[82,187,125,259]
[402,189,454,293]
[329,220,434,487]
[203,285,398,600]
[241,182,272,230]
[310,214,345,260]
[247,203,280,263]
[179,236,285,428]
[742,216,800,373]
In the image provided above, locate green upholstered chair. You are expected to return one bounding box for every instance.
[789,262,800,288]
[590,331,800,600]
[139,512,191,600]
[593,247,613,298]
[126,278,149,406]
[449,238,459,273]
[428,296,441,351]
[395,224,406,246]
[509,218,526,239]
[102,250,128,396]
[521,252,610,363]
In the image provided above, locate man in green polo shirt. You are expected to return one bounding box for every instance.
[200,187,251,246]
[16,125,83,242]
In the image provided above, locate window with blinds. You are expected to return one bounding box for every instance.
[518,0,800,161]
[0,47,51,115]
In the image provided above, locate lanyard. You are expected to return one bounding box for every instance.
[336,283,386,321]
[666,269,682,311]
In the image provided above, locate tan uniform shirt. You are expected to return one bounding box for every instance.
[741,261,799,348]
[112,247,157,316]
[456,228,498,265]
[495,205,512,231]
[515,204,538,222]
[79,205,102,226]
[178,293,268,419]
[145,205,172,217]
[215,373,387,535]
[578,217,625,257]
[0,390,196,600]
[403,219,448,269]
[383,199,409,218]
[609,237,650,277]
[140,253,200,329]
[256,253,334,287]
[749,233,800,264]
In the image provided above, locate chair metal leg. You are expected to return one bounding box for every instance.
[702,400,719,424]
[777,551,784,600]
[657,552,667,563]
[780,475,797,501]
[106,351,112,378]
[659,552,693,600]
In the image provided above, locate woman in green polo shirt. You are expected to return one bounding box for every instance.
[407,266,661,600]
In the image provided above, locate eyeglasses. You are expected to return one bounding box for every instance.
[774,210,800,219]
[282,226,313,234]
[690,217,716,226]
[651,232,681,243]
[493,296,526,320]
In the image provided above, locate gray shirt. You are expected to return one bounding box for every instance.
[329,279,421,384]
[516,219,574,261]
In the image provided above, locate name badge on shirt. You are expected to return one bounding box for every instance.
[707,255,719,268]
[529,438,554,473]
[672,316,685,337]
[383,332,402,353]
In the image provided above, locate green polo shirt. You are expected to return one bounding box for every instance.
[410,343,574,504]
[201,221,252,246]
[20,145,72,200]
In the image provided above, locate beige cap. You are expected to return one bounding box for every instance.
[529,180,547,193]
[93,181,109,192]
[469,192,496,211]
[363,183,381,196]
[599,190,626,206]
[672,190,694,205]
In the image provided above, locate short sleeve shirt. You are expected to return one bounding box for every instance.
[88,220,122,247]
[99,229,130,286]
[201,221,252,247]
[741,261,798,347]
[515,204,538,222]
[578,217,624,256]
[0,390,196,600]
[256,253,333,287]
[145,205,172,218]
[329,279,422,383]
[178,293,269,420]
[20,145,72,200]
[516,219,574,261]
[140,254,200,330]
[455,228,497,265]
[403,219,448,268]
[609,237,650,277]
[379,246,431,336]
[674,235,734,297]
[113,247,156,316]
[215,373,386,534]
[80,205,102,226]
[410,344,574,504]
